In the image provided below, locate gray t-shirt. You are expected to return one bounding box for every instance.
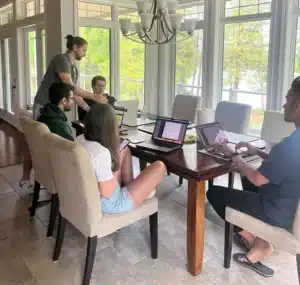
[258,128,300,229]
[34,53,78,106]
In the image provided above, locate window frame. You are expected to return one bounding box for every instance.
[218,0,273,133]
[77,17,119,98]
[23,22,45,106]
[173,3,205,100]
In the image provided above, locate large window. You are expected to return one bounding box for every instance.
[221,1,271,131]
[119,9,145,105]
[119,37,145,103]
[175,30,203,96]
[294,2,300,79]
[26,30,38,105]
[175,4,204,97]
[3,38,12,113]
[23,26,46,107]
[79,26,111,92]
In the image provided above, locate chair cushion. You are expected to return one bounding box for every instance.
[260,111,295,143]
[226,207,300,255]
[97,197,158,238]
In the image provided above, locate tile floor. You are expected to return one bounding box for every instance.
[0,162,297,285]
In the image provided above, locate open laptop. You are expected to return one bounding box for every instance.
[196,122,265,160]
[116,112,128,134]
[115,100,156,127]
[136,116,189,153]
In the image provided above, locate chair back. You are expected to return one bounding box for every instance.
[46,133,101,237]
[261,111,295,143]
[19,115,56,194]
[172,95,201,123]
[215,101,252,134]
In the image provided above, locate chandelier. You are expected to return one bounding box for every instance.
[119,0,197,45]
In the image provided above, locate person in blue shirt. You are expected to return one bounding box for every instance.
[206,77,300,277]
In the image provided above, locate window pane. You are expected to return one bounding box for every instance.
[222,21,270,131]
[79,27,110,92]
[119,36,145,106]
[26,1,35,17]
[42,29,46,74]
[78,2,111,20]
[27,31,38,105]
[225,0,271,17]
[4,39,12,112]
[175,30,203,97]
[177,5,204,21]
[0,43,3,109]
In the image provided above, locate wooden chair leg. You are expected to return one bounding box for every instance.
[47,194,59,238]
[297,254,300,284]
[29,181,41,217]
[53,214,67,261]
[224,221,234,269]
[179,176,183,185]
[149,212,158,259]
[82,236,98,285]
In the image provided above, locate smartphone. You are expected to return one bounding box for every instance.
[120,139,130,150]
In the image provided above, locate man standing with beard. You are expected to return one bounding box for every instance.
[20,34,108,192]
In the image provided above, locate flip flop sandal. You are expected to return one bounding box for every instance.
[233,253,274,277]
[233,233,250,252]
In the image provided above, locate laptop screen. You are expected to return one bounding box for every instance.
[196,123,228,146]
[153,117,188,145]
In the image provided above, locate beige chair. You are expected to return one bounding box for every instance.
[45,133,158,285]
[172,94,202,123]
[224,205,300,283]
[19,115,58,238]
[171,94,202,184]
[197,101,252,134]
[261,110,295,143]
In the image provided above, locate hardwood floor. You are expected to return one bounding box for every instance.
[0,121,25,167]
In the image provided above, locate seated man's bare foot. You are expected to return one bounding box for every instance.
[238,230,256,249]
[246,237,273,263]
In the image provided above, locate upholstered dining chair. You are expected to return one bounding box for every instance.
[19,115,58,238]
[172,94,202,123]
[171,94,202,184]
[261,110,295,144]
[224,204,300,283]
[197,101,252,134]
[45,132,159,285]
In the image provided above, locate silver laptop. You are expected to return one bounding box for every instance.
[115,100,155,127]
[115,100,139,126]
[136,116,189,153]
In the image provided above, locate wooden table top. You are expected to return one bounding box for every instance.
[72,120,267,181]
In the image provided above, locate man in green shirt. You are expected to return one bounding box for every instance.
[38,82,75,141]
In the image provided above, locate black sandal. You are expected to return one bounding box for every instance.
[233,233,250,252]
[233,253,274,277]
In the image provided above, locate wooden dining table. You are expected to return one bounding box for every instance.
[72,121,263,276]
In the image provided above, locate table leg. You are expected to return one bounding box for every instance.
[139,159,147,171]
[187,179,206,276]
